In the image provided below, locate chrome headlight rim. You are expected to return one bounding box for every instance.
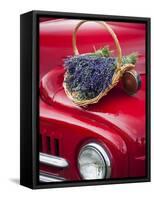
[78,142,111,179]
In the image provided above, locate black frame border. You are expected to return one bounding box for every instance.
[20,10,151,189]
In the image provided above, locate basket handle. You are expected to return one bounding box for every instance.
[72,20,122,68]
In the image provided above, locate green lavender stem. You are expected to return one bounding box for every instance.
[120,53,138,65]
[92,46,138,65]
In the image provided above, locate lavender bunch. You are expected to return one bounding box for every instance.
[64,47,138,101]
[64,55,116,100]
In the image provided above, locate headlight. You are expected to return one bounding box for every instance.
[78,143,111,180]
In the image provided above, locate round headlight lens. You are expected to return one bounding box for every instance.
[78,143,111,180]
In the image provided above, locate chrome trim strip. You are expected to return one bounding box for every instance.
[78,142,111,179]
[39,152,69,168]
[39,171,66,182]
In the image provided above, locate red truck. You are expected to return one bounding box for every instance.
[39,19,146,182]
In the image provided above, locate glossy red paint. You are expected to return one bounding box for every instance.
[39,19,146,181]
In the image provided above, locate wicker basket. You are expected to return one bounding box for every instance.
[63,20,135,106]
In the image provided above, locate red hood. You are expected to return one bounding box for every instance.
[40,19,146,144]
[40,67,146,143]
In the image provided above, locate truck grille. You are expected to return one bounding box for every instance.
[39,130,69,182]
[39,134,60,156]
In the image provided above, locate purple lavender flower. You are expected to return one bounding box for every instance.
[64,54,117,100]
